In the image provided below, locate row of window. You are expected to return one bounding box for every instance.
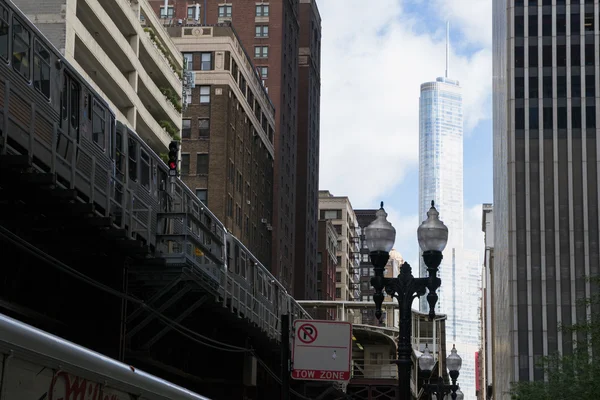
[180,153,209,175]
[184,85,211,105]
[515,0,595,5]
[182,118,210,138]
[183,52,212,71]
[514,43,595,68]
[514,104,596,129]
[516,12,595,38]
[0,6,52,100]
[161,3,269,19]
[515,75,596,98]
[254,46,268,58]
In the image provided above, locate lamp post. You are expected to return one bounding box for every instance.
[366,201,448,400]
[418,344,463,400]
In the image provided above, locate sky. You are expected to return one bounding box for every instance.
[317,0,493,266]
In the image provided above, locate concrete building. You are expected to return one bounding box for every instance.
[165,24,275,265]
[149,0,307,296]
[15,0,183,152]
[293,0,321,301]
[481,204,494,400]
[318,191,360,305]
[316,219,338,320]
[493,0,600,394]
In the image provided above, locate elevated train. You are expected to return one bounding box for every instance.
[0,0,310,390]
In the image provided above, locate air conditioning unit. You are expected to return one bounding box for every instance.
[261,218,267,224]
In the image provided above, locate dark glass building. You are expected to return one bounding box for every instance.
[493,0,600,396]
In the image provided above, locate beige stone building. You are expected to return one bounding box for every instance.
[15,0,183,152]
[318,190,360,302]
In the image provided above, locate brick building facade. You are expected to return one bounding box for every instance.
[293,0,321,299]
[150,0,303,294]
[167,25,275,266]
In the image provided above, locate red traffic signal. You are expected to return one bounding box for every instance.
[168,141,178,171]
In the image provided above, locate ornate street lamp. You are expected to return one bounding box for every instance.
[418,344,462,400]
[366,201,448,400]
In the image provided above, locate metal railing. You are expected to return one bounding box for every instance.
[352,359,398,379]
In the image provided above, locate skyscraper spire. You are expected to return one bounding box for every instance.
[445,21,450,78]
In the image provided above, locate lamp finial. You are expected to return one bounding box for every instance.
[380,201,384,209]
[431,200,434,207]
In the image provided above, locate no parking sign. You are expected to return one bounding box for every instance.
[291,320,352,382]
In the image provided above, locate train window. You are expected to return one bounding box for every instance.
[140,149,150,190]
[33,40,50,99]
[61,80,67,120]
[70,81,79,129]
[115,131,124,174]
[234,244,240,274]
[128,137,137,181]
[0,5,8,61]
[12,17,30,80]
[92,99,105,148]
[240,251,247,278]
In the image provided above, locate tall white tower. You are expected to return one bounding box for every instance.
[418,23,480,400]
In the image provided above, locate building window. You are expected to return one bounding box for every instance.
[199,118,210,137]
[196,189,207,204]
[182,119,191,138]
[336,272,341,282]
[218,5,232,17]
[227,195,233,217]
[200,86,210,103]
[335,288,341,298]
[320,209,342,219]
[187,6,195,18]
[181,154,190,175]
[183,53,193,70]
[254,46,268,58]
[256,4,269,16]
[257,66,268,79]
[255,25,269,37]
[160,5,174,18]
[196,153,208,175]
[201,52,212,70]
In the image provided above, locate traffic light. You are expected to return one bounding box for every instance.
[168,141,178,174]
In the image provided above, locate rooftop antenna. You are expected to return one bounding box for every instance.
[445,21,450,78]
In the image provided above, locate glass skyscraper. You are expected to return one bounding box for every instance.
[418,46,481,400]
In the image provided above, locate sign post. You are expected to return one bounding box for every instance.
[291,320,352,382]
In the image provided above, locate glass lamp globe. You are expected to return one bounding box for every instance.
[455,388,464,400]
[418,345,435,372]
[364,202,396,253]
[417,201,449,252]
[446,345,462,373]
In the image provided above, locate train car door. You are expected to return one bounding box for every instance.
[56,72,79,161]
[111,123,126,214]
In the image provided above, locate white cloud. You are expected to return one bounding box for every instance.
[317,0,492,265]
[318,0,492,207]
[464,203,486,261]
[434,0,493,48]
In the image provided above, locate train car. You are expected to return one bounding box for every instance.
[0,0,114,204]
[224,233,313,338]
[0,313,213,400]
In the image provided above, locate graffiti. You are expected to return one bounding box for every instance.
[48,371,123,400]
